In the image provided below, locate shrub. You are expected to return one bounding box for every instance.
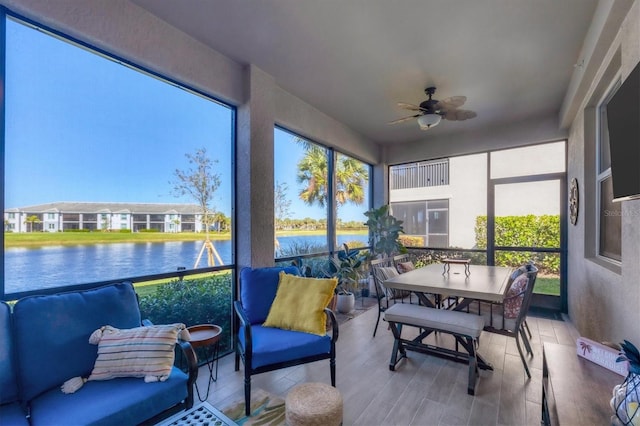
[475,214,560,274]
[139,228,160,233]
[138,273,233,355]
[399,235,424,247]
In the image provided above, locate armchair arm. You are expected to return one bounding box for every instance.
[234,300,252,356]
[176,340,198,409]
[324,308,339,343]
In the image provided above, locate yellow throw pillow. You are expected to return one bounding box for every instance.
[263,272,337,336]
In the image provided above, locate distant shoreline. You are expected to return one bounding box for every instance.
[4,229,368,248]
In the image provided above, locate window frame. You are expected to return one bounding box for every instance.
[273,125,373,260]
[1,7,237,299]
[595,76,622,265]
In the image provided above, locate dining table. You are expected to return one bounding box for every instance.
[383,262,513,371]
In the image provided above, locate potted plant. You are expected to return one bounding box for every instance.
[364,204,407,258]
[327,244,365,313]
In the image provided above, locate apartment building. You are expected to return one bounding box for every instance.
[4,202,203,233]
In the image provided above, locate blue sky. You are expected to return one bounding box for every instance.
[4,18,367,223]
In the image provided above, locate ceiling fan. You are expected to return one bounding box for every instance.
[389,87,477,130]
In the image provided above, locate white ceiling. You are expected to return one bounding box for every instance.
[132,0,598,145]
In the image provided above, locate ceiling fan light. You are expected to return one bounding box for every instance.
[417,114,441,130]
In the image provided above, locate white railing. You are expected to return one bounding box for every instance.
[390,159,449,189]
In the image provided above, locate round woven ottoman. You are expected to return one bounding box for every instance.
[285,382,343,426]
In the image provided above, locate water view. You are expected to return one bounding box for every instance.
[4,234,368,294]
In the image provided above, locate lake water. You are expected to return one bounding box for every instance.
[3,234,368,294]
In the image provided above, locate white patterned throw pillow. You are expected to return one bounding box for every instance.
[61,323,190,394]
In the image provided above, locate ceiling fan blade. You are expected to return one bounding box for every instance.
[397,102,427,112]
[442,109,477,121]
[388,114,423,125]
[436,96,467,110]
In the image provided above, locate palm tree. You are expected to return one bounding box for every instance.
[25,215,41,232]
[296,140,367,214]
[296,139,368,249]
[297,143,330,207]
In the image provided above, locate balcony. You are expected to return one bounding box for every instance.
[390,159,449,190]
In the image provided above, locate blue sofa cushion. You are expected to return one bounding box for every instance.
[13,283,142,402]
[0,402,29,426]
[28,366,188,426]
[240,266,299,324]
[239,325,331,369]
[0,301,20,405]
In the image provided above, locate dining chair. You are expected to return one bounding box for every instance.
[370,257,400,337]
[393,254,415,274]
[392,254,417,304]
[470,263,539,377]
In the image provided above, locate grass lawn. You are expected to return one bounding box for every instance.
[4,229,367,248]
[534,276,560,296]
[3,231,234,248]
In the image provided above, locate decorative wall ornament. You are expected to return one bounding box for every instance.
[569,178,579,225]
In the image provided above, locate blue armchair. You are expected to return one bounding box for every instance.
[234,266,338,416]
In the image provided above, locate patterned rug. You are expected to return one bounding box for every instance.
[221,388,285,426]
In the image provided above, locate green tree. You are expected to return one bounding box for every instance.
[296,140,367,236]
[274,181,293,231]
[25,215,41,232]
[171,147,222,266]
[210,211,227,232]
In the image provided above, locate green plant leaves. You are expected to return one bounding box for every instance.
[364,205,406,257]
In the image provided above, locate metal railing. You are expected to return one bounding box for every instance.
[390,159,449,190]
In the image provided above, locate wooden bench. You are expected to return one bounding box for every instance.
[442,258,471,276]
[384,303,485,395]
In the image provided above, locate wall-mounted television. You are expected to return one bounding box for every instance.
[606,60,640,202]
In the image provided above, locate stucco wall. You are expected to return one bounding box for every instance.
[566,0,640,345]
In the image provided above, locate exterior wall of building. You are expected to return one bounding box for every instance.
[4,205,204,233]
[390,144,563,248]
[391,154,487,248]
[565,0,640,346]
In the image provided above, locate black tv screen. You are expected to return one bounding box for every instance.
[606,60,640,202]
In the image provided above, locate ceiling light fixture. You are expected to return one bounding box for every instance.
[417,113,441,130]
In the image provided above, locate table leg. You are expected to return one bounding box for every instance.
[194,341,219,402]
[415,292,436,307]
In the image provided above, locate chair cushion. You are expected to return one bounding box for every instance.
[0,402,29,426]
[29,367,188,426]
[13,282,141,402]
[378,266,399,280]
[240,266,299,324]
[263,272,337,336]
[503,273,529,319]
[0,301,20,405]
[396,261,415,274]
[86,324,187,383]
[239,325,331,369]
[377,266,411,299]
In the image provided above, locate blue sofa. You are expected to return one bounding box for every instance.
[0,282,198,426]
